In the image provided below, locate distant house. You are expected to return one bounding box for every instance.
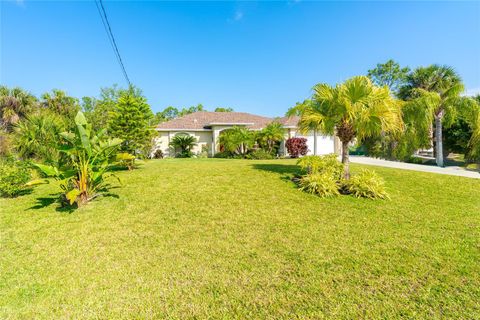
[154,111,340,157]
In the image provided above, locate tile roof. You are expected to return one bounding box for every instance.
[276,116,300,127]
[156,111,292,131]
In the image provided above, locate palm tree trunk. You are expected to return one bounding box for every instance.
[313,129,318,155]
[435,113,444,167]
[341,140,350,180]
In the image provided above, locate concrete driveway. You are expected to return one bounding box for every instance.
[349,156,480,179]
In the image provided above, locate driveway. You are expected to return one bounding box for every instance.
[349,156,480,179]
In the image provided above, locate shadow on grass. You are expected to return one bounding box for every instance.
[28,191,120,213]
[251,163,300,175]
[251,164,302,185]
[28,195,75,213]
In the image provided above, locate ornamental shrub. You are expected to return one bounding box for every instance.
[298,173,340,198]
[343,169,389,200]
[297,154,343,179]
[246,149,274,160]
[0,159,32,197]
[285,137,308,158]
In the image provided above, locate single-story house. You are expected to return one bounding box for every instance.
[154,111,341,157]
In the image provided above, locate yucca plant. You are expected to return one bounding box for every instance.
[28,112,123,207]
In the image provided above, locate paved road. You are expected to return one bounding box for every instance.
[349,156,480,179]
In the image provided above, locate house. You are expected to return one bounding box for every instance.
[154,111,340,157]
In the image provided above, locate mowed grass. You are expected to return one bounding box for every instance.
[1,159,479,319]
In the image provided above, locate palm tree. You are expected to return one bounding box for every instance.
[219,126,255,155]
[298,76,402,179]
[287,100,321,155]
[41,89,80,121]
[0,86,37,132]
[14,112,67,163]
[258,122,285,153]
[169,134,197,157]
[400,65,464,167]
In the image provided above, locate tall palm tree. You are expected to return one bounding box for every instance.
[0,86,37,132]
[298,76,402,179]
[401,65,464,167]
[14,112,67,163]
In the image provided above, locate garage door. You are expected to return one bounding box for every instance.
[296,132,335,155]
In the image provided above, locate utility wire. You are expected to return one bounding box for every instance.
[94,0,131,87]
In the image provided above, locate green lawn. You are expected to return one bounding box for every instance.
[1,159,479,319]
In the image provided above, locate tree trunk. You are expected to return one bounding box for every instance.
[342,140,350,180]
[435,112,444,167]
[313,129,318,156]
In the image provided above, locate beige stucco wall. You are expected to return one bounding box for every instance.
[154,127,340,158]
[153,130,213,157]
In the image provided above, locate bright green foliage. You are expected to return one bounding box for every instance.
[29,112,122,207]
[214,107,234,112]
[83,85,146,131]
[219,126,255,156]
[367,59,410,94]
[297,154,343,179]
[403,66,465,166]
[40,89,80,123]
[344,169,389,200]
[116,152,136,170]
[258,122,285,153]
[298,172,340,198]
[108,90,154,156]
[178,104,204,117]
[0,159,31,197]
[0,86,38,132]
[457,96,480,162]
[169,134,197,158]
[291,76,402,179]
[14,112,67,164]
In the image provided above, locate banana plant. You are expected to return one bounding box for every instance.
[28,111,123,206]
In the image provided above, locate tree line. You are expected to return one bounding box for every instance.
[0,84,236,161]
[0,85,154,160]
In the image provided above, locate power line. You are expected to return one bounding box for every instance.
[94,0,131,87]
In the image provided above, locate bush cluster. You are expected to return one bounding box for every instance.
[245,149,275,160]
[295,154,389,200]
[0,159,32,198]
[298,172,340,197]
[297,154,343,179]
[343,169,389,200]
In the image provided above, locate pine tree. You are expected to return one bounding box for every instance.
[108,90,154,155]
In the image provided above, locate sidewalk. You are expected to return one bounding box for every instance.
[349,156,480,179]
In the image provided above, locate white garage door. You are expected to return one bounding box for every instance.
[296,132,335,155]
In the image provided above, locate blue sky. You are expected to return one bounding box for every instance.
[1,1,479,117]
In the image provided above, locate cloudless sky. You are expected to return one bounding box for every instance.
[1,0,479,116]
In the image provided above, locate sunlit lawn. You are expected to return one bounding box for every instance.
[1,159,479,319]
